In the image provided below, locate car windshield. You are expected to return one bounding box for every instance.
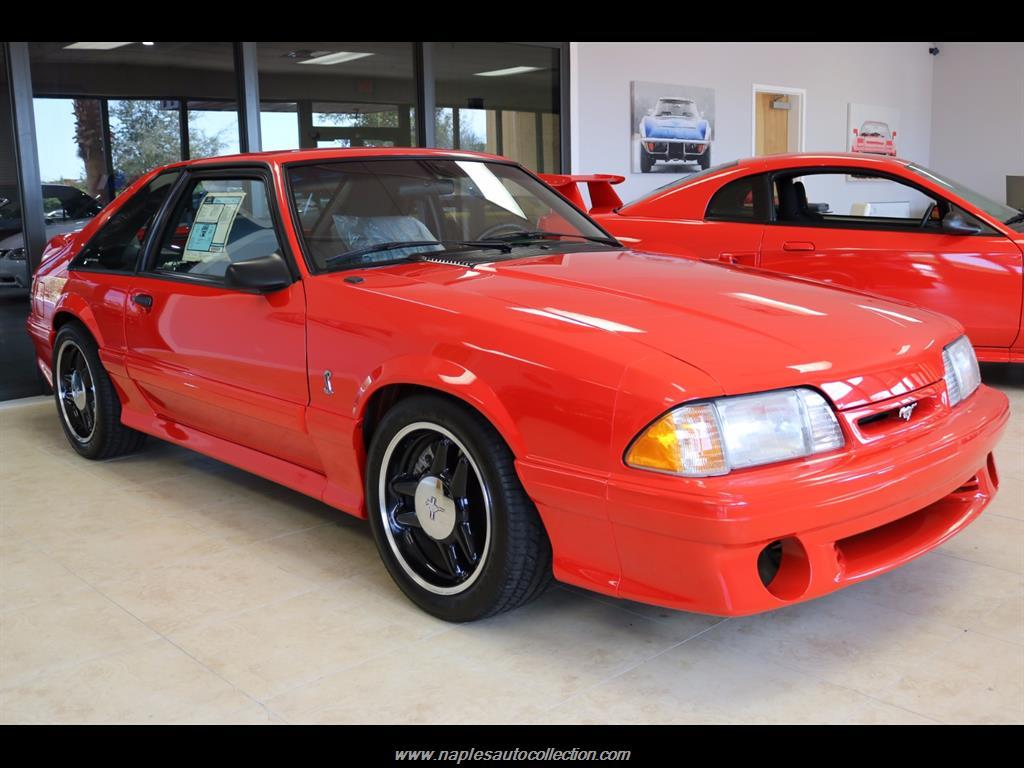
[655,100,697,118]
[907,163,1022,228]
[288,158,616,269]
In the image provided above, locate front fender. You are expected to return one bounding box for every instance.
[355,353,526,459]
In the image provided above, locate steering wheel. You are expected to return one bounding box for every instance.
[477,222,532,241]
[919,202,936,229]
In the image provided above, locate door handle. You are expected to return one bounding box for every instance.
[782,241,816,252]
[132,293,154,309]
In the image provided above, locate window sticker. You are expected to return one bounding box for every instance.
[183,191,246,262]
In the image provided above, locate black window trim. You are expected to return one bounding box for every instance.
[68,168,185,276]
[136,163,300,291]
[765,165,998,237]
[281,153,621,276]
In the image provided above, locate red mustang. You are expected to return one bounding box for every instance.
[547,153,1024,363]
[27,148,1008,621]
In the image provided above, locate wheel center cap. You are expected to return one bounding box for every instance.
[70,370,88,411]
[414,475,457,540]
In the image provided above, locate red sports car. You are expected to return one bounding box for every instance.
[851,121,897,157]
[547,153,1024,363]
[27,148,1008,621]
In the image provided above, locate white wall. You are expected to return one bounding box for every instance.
[930,42,1024,205]
[571,42,936,206]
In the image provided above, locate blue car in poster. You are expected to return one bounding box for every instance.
[638,97,712,173]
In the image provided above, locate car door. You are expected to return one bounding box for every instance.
[124,167,320,471]
[758,168,1023,349]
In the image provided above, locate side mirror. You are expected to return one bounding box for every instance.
[225,252,293,293]
[942,211,982,236]
[852,128,859,136]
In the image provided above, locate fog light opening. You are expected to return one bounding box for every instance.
[757,536,811,601]
[757,541,783,587]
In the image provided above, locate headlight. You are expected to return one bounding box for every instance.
[625,388,844,477]
[942,335,980,407]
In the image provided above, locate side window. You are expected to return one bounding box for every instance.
[773,171,941,229]
[72,172,180,271]
[151,177,282,282]
[706,176,760,221]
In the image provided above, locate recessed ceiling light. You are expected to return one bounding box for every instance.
[474,66,542,77]
[298,51,374,66]
[142,42,155,46]
[64,42,135,51]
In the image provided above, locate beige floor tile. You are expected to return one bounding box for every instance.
[991,475,1024,521]
[938,510,1023,574]
[36,516,231,584]
[0,589,158,688]
[696,588,962,698]
[242,519,382,587]
[0,639,252,724]
[877,631,1024,724]
[170,585,450,700]
[171,492,337,547]
[0,537,91,614]
[849,551,1024,645]
[541,635,934,724]
[267,587,707,724]
[95,547,314,635]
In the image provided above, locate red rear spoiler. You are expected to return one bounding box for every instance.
[539,173,625,215]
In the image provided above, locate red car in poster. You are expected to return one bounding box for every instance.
[27,148,1007,621]
[548,153,1024,363]
[852,121,897,157]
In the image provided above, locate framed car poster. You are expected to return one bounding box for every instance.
[631,81,715,175]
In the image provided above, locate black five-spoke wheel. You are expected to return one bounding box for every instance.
[56,338,97,444]
[380,423,491,595]
[366,394,552,621]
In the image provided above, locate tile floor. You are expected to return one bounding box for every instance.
[1,365,1022,724]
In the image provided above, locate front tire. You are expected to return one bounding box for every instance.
[366,394,552,621]
[53,323,145,460]
[698,148,711,170]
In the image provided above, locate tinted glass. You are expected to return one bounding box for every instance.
[152,177,281,281]
[288,158,607,269]
[72,172,180,271]
[706,176,758,220]
[773,171,938,227]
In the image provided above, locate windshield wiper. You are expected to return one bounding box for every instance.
[1004,210,1024,225]
[487,230,621,248]
[325,239,511,268]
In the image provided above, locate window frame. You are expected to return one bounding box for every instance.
[68,169,185,275]
[137,163,300,290]
[765,165,997,236]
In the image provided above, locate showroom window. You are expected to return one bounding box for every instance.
[433,42,563,173]
[256,43,418,151]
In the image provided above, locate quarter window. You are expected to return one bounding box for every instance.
[706,176,760,221]
[152,177,282,281]
[71,172,180,272]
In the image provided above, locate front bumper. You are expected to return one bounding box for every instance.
[519,383,1009,616]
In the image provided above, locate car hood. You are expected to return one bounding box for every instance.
[386,249,959,411]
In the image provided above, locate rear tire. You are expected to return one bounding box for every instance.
[53,323,146,460]
[366,394,552,622]
[698,149,711,170]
